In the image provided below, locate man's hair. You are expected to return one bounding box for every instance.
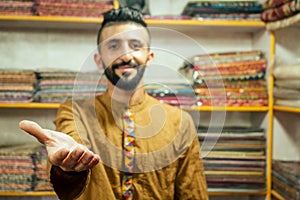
[97,7,148,45]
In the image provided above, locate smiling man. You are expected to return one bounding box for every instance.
[95,16,153,92]
[19,7,208,200]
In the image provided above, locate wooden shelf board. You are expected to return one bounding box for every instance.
[271,190,285,200]
[0,191,56,196]
[273,105,300,113]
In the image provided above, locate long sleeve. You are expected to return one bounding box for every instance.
[49,93,209,200]
[49,100,91,200]
[50,166,89,200]
[174,117,209,200]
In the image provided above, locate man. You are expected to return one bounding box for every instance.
[19,7,208,200]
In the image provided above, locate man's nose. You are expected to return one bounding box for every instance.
[119,45,133,62]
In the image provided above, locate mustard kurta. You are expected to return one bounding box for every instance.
[50,91,208,200]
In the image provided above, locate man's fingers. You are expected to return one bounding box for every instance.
[88,155,100,168]
[62,148,85,170]
[74,151,100,171]
[50,148,70,166]
[73,151,93,171]
[19,120,100,172]
[19,120,50,145]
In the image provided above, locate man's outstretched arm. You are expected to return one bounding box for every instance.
[19,120,100,172]
[19,120,100,200]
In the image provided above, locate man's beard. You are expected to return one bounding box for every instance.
[103,60,146,91]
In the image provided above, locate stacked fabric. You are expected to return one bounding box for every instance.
[182,0,263,20]
[0,0,34,16]
[273,63,300,107]
[35,0,114,17]
[0,69,36,103]
[145,83,197,108]
[32,146,53,191]
[0,144,37,192]
[179,50,268,107]
[34,69,107,103]
[0,144,53,192]
[262,0,300,26]
[198,126,266,191]
[272,160,300,199]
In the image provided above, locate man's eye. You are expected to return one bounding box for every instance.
[108,43,119,50]
[130,41,143,50]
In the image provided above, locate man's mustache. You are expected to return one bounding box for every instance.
[111,60,139,70]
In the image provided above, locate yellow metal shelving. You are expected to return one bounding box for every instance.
[0,191,56,196]
[273,105,300,113]
[0,15,265,26]
[0,190,267,197]
[0,4,273,198]
[0,15,265,33]
[271,190,286,200]
[0,103,60,109]
[0,103,269,111]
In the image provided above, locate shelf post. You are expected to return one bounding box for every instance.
[266,30,275,200]
[113,0,119,9]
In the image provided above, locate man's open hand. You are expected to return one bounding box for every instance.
[19,120,100,172]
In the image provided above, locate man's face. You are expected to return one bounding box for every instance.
[99,23,152,90]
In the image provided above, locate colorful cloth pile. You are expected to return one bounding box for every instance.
[0,0,34,16]
[179,50,268,107]
[145,83,197,108]
[0,69,36,103]
[262,0,300,22]
[32,146,53,191]
[182,1,263,20]
[199,126,266,191]
[0,144,42,192]
[262,0,300,30]
[34,69,107,103]
[273,63,300,107]
[35,0,113,17]
[272,160,300,199]
[0,144,53,192]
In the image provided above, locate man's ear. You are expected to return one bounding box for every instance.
[146,51,154,65]
[94,53,103,70]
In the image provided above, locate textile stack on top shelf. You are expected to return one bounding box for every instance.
[262,0,300,30]
[272,160,300,199]
[0,69,36,103]
[0,144,37,192]
[35,0,114,17]
[145,83,197,108]
[0,0,35,16]
[273,63,300,107]
[182,0,263,20]
[198,126,266,192]
[179,50,268,107]
[34,69,107,103]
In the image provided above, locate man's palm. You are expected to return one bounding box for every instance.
[19,120,100,172]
